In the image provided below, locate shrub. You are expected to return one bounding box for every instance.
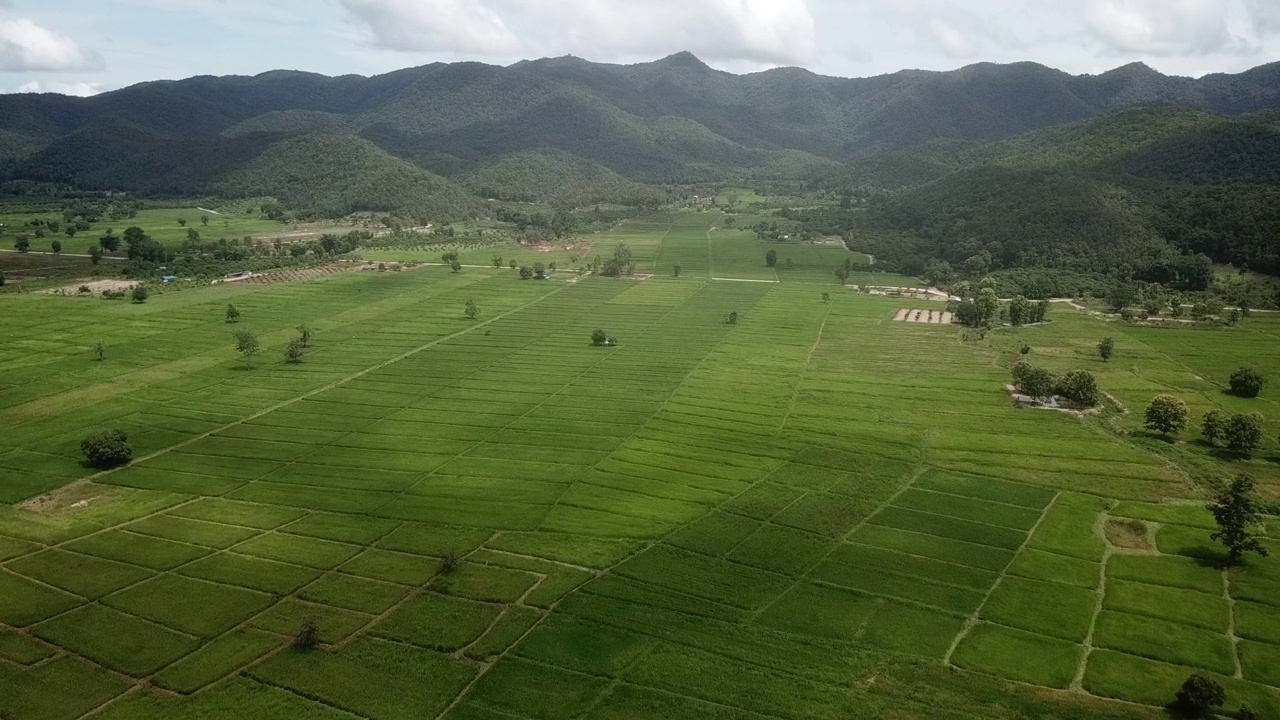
[765,249,777,267]
[284,338,305,364]
[293,617,320,650]
[1056,370,1099,407]
[1173,673,1224,717]
[439,552,460,575]
[725,311,738,325]
[131,285,149,303]
[1098,337,1115,361]
[81,429,132,468]
[225,303,241,323]
[1228,367,1265,398]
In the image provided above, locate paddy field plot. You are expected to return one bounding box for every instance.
[0,211,1276,720]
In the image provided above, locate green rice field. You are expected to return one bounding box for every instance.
[0,211,1276,719]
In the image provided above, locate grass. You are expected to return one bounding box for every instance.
[1,210,1279,718]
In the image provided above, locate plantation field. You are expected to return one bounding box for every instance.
[1,204,352,257]
[364,212,916,286]
[0,212,1276,720]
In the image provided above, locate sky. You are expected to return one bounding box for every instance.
[2,0,1279,96]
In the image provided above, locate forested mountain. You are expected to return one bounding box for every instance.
[3,53,1280,219]
[830,107,1280,278]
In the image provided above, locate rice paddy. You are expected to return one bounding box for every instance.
[0,211,1276,719]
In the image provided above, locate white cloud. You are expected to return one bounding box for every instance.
[17,78,105,96]
[930,16,977,58]
[1081,0,1249,56]
[0,18,103,72]
[340,0,523,54]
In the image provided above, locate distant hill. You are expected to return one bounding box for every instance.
[839,107,1280,276]
[3,54,1280,218]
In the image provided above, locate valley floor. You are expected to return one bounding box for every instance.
[0,213,1276,720]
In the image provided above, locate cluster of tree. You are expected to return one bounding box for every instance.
[1010,361,1099,406]
[1202,410,1268,456]
[80,429,131,468]
[492,205,576,238]
[1006,296,1050,326]
[599,244,634,278]
[518,262,549,280]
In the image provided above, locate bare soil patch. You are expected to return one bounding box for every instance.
[1105,517,1155,551]
[48,279,138,296]
[18,482,106,514]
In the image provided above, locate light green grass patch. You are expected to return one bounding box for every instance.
[756,582,880,642]
[104,574,274,638]
[1104,579,1229,632]
[665,512,762,556]
[126,514,259,548]
[179,552,320,595]
[0,629,56,665]
[980,577,1096,642]
[1092,610,1235,674]
[340,548,441,586]
[1107,554,1223,594]
[248,599,371,645]
[952,623,1080,688]
[465,606,544,661]
[1005,548,1099,589]
[434,563,539,604]
[1239,640,1280,687]
[65,530,211,570]
[857,601,967,659]
[154,628,281,693]
[726,525,832,575]
[168,499,306,529]
[233,533,361,569]
[1024,494,1106,561]
[371,593,501,651]
[1234,601,1280,644]
[0,569,82,626]
[468,656,610,719]
[299,573,410,614]
[8,549,152,599]
[0,655,130,720]
[34,604,198,676]
[250,637,475,720]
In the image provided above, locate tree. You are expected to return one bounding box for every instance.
[1020,344,1031,356]
[822,292,830,303]
[1173,673,1225,717]
[1098,337,1115,362]
[509,259,517,269]
[201,215,209,226]
[533,262,547,279]
[1056,370,1099,407]
[186,228,200,244]
[93,340,107,361]
[89,246,102,265]
[835,266,850,284]
[464,299,479,319]
[601,244,632,277]
[591,329,609,347]
[1208,475,1269,566]
[177,217,187,227]
[1144,395,1189,438]
[1224,412,1265,456]
[1016,365,1057,400]
[1202,410,1227,446]
[233,329,260,368]
[226,304,241,323]
[284,338,305,364]
[492,255,503,268]
[519,266,534,280]
[450,260,462,273]
[1008,295,1032,326]
[297,324,313,347]
[99,234,119,253]
[1228,367,1265,398]
[131,285,149,303]
[765,249,777,268]
[293,617,320,650]
[725,311,738,325]
[14,236,29,253]
[80,429,132,468]
[673,264,681,278]
[51,239,62,254]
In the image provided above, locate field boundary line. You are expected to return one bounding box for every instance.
[776,298,833,435]
[33,283,570,499]
[1071,509,1114,690]
[1223,568,1243,678]
[942,491,1061,665]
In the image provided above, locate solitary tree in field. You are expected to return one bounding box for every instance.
[835,266,849,284]
[233,329,260,368]
[51,239,62,254]
[80,429,132,468]
[284,338,305,364]
[1144,395,1189,438]
[14,235,29,253]
[93,340,107,361]
[509,259,517,269]
[765,249,777,268]
[297,324,313,347]
[1174,674,1224,717]
[294,617,320,650]
[1098,337,1115,362]
[226,303,241,323]
[1229,367,1265,398]
[591,329,610,347]
[1202,410,1228,446]
[822,292,830,303]
[450,260,462,273]
[99,234,119,253]
[131,285,149,303]
[177,217,187,227]
[725,311,738,325]
[492,255,503,268]
[464,299,479,319]
[673,264,681,278]
[201,215,209,226]
[1208,475,1269,566]
[519,266,533,280]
